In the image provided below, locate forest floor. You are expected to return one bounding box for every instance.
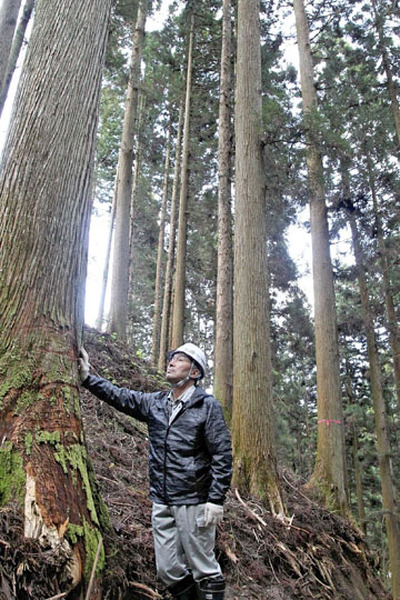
[0,328,393,600]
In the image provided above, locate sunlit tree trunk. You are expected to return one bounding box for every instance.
[232,0,285,516]
[0,0,111,595]
[158,102,184,368]
[108,0,147,340]
[0,0,21,94]
[151,125,171,364]
[345,199,400,600]
[293,0,348,514]
[96,190,117,331]
[214,0,233,417]
[170,12,194,349]
[0,0,35,119]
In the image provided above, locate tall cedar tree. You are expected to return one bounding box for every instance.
[108,0,146,340]
[170,10,195,348]
[232,0,285,515]
[342,188,400,599]
[293,0,349,514]
[214,0,234,416]
[0,0,112,595]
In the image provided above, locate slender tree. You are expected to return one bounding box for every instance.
[0,0,35,119]
[0,0,112,594]
[151,124,171,364]
[232,0,285,515]
[0,0,21,95]
[364,153,400,413]
[293,0,349,514]
[159,102,184,368]
[108,0,147,339]
[170,11,194,348]
[344,194,400,599]
[214,0,233,416]
[371,0,400,145]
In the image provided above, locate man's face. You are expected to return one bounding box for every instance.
[166,352,193,384]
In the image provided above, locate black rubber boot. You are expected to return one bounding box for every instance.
[198,576,225,600]
[168,574,198,600]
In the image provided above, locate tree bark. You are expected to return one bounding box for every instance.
[232,0,285,515]
[214,0,233,417]
[0,0,112,595]
[170,12,194,349]
[108,0,147,340]
[293,0,349,514]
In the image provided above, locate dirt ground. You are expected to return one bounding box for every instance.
[0,329,393,600]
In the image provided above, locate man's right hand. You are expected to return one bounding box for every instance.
[78,348,90,383]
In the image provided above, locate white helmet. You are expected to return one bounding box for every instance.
[170,342,207,379]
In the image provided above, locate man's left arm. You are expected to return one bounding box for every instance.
[203,397,233,525]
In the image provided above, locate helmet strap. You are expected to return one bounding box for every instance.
[170,362,200,389]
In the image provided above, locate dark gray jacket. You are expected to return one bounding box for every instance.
[83,375,232,506]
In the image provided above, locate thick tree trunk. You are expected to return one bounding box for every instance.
[0,0,111,595]
[232,0,285,516]
[151,125,171,364]
[293,0,348,514]
[0,0,35,119]
[0,0,21,94]
[170,13,194,349]
[158,102,184,369]
[214,0,233,417]
[346,203,400,600]
[108,1,147,340]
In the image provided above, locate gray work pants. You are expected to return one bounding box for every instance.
[152,503,223,586]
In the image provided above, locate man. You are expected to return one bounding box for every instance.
[79,342,232,600]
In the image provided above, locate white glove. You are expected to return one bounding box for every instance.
[78,347,90,383]
[204,502,224,527]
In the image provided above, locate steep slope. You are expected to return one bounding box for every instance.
[0,328,392,600]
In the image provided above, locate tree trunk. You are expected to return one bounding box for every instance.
[0,0,21,95]
[108,0,147,340]
[232,0,285,516]
[293,0,348,514]
[366,153,400,413]
[0,0,111,595]
[158,102,184,369]
[344,366,367,534]
[346,201,400,600]
[0,0,35,119]
[96,191,117,331]
[170,12,194,349]
[151,124,171,364]
[371,0,400,145]
[214,0,233,417]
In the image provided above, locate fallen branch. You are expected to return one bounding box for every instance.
[128,580,163,598]
[85,537,103,600]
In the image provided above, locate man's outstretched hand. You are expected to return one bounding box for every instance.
[78,348,90,383]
